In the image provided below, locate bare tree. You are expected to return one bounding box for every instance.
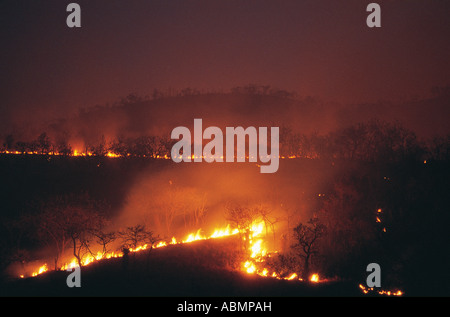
[37,204,71,270]
[66,206,106,268]
[182,190,208,231]
[155,184,192,237]
[118,224,159,252]
[225,204,259,251]
[36,132,51,154]
[0,214,34,274]
[37,194,107,270]
[292,217,326,280]
[254,204,279,246]
[91,231,117,259]
[89,134,108,156]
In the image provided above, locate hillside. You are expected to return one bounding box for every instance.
[5,90,450,151]
[1,236,359,297]
[1,148,450,297]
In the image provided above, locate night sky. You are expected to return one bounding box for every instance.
[1,0,449,129]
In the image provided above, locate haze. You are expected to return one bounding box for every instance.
[1,0,449,136]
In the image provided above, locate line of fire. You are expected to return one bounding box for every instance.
[1,90,450,297]
[2,0,450,300]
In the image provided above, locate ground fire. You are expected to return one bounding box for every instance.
[21,218,324,282]
[0,147,409,296]
[18,217,402,296]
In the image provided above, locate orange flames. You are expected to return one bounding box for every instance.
[31,264,48,277]
[24,223,241,278]
[238,222,324,283]
[310,273,319,283]
[1,150,299,161]
[359,284,403,296]
[23,220,320,287]
[21,219,401,296]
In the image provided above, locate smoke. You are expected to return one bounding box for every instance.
[54,92,333,146]
[112,156,339,249]
[114,163,271,236]
[4,89,450,154]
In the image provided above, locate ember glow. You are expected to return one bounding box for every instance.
[31,264,48,277]
[359,284,403,296]
[1,0,449,299]
[23,219,322,287]
[310,274,319,283]
[24,223,240,279]
[0,149,297,162]
[6,143,407,297]
[21,207,404,296]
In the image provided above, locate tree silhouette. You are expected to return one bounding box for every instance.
[36,132,50,154]
[254,204,279,246]
[118,224,159,251]
[3,134,14,150]
[292,217,326,280]
[37,194,107,270]
[87,231,117,260]
[66,207,106,268]
[225,204,259,251]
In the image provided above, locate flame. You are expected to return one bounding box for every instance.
[23,219,332,289]
[155,241,167,248]
[1,150,300,161]
[310,273,319,283]
[182,229,206,243]
[210,225,239,238]
[286,273,298,280]
[31,264,48,277]
[250,222,264,237]
[130,244,149,252]
[23,223,242,278]
[359,284,403,296]
[106,151,121,158]
[241,221,326,284]
[244,261,256,274]
[7,150,404,292]
[61,259,78,271]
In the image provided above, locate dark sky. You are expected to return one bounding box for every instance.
[1,0,449,127]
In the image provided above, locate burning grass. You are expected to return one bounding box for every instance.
[1,153,417,296]
[8,208,403,297]
[3,235,359,297]
[12,220,331,294]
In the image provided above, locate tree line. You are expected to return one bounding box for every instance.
[0,192,159,274]
[279,119,450,162]
[2,119,450,162]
